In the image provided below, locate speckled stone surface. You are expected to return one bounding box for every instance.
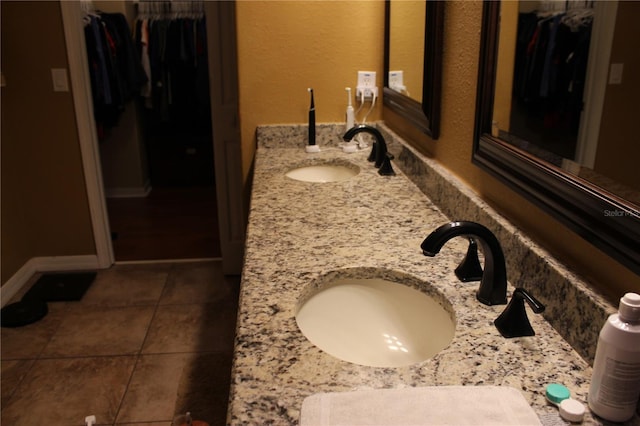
[377,124,617,365]
[228,123,638,425]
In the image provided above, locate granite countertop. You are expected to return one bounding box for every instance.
[227,124,637,425]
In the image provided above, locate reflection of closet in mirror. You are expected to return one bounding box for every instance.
[388,0,425,102]
[493,0,639,206]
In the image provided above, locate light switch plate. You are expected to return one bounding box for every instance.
[609,63,623,85]
[51,68,69,92]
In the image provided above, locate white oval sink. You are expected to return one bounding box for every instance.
[285,164,359,183]
[296,277,455,367]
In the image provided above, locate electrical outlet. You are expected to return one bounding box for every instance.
[389,70,405,92]
[356,71,377,100]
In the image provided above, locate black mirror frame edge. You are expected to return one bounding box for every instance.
[473,1,640,275]
[383,0,444,139]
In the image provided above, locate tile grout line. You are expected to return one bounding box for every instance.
[2,260,233,425]
[5,301,73,411]
[110,262,174,426]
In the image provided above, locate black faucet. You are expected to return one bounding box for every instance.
[421,221,508,306]
[343,125,395,176]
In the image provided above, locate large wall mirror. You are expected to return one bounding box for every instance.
[384,0,444,138]
[474,1,640,274]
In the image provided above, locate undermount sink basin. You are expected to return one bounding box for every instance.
[285,163,359,183]
[295,276,455,367]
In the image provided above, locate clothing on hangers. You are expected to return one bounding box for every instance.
[512,9,592,132]
[83,9,147,138]
[133,1,209,124]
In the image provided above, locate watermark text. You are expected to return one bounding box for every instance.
[603,209,640,219]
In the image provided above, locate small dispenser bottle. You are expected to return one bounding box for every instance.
[345,87,355,131]
[588,292,640,422]
[343,87,357,153]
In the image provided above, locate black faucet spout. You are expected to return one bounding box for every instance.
[421,221,508,306]
[343,125,387,168]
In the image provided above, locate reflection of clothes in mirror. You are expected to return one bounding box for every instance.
[512,11,592,133]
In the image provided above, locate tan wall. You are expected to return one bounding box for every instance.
[98,105,149,194]
[94,0,135,20]
[493,1,518,133]
[236,1,385,182]
[384,1,639,299]
[594,1,640,193]
[1,1,95,284]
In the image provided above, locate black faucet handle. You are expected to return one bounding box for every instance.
[455,237,483,282]
[378,152,395,176]
[494,287,545,338]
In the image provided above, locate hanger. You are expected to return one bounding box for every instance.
[562,6,593,31]
[80,0,102,25]
[136,0,204,21]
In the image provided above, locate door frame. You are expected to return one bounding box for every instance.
[60,1,245,273]
[60,1,113,268]
[574,0,618,167]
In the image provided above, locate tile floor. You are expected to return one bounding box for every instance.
[1,260,239,426]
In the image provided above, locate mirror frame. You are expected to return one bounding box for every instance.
[383,0,444,139]
[473,1,640,274]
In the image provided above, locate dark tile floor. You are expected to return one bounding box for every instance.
[1,260,239,426]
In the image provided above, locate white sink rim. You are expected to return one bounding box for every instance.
[295,269,456,368]
[285,162,360,183]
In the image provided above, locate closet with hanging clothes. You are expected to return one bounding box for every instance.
[81,0,219,261]
[133,0,214,187]
[509,0,594,160]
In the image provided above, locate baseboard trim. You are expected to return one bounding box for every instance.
[105,183,151,199]
[1,255,100,307]
[115,257,222,266]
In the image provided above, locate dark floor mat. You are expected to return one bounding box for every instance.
[23,272,97,302]
[1,300,48,327]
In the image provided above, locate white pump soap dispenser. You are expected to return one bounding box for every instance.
[588,292,640,422]
[345,87,355,131]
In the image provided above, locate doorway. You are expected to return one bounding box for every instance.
[83,1,220,262]
[61,1,245,273]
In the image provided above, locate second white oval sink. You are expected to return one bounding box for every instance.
[285,164,359,183]
[296,277,455,367]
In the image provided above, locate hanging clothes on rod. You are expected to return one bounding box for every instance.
[133,0,209,124]
[83,4,147,139]
[512,4,593,133]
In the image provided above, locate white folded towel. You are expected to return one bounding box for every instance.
[300,386,542,425]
